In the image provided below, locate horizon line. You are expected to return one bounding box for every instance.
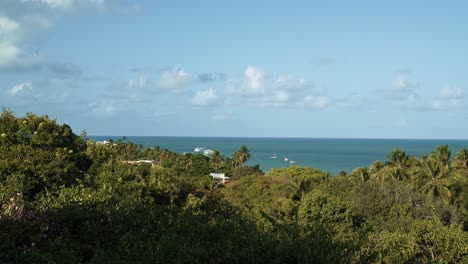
[85,135,468,141]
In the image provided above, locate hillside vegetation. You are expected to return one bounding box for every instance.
[1,111,467,263]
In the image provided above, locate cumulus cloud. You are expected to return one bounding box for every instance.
[0,16,20,37]
[0,14,43,70]
[430,85,465,110]
[157,67,190,92]
[390,70,419,93]
[0,0,129,71]
[10,81,33,96]
[192,88,219,106]
[224,66,320,108]
[20,0,106,11]
[90,99,120,115]
[0,5,50,70]
[440,85,463,99]
[241,66,265,96]
[304,95,330,109]
[256,90,291,107]
[429,99,463,110]
[127,75,151,89]
[379,70,426,110]
[392,74,411,91]
[273,75,312,90]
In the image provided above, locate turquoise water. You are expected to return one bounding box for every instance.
[88,136,468,174]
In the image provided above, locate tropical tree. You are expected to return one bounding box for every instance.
[383,167,405,181]
[412,157,454,204]
[178,154,193,172]
[453,148,468,170]
[430,145,451,168]
[385,149,413,181]
[348,167,369,183]
[210,150,222,171]
[232,145,251,168]
[369,160,386,181]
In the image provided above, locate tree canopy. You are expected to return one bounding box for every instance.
[1,110,467,263]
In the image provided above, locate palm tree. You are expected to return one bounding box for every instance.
[385,149,413,181]
[413,157,454,204]
[369,160,385,181]
[210,150,222,171]
[232,145,251,177]
[232,145,251,168]
[386,149,409,169]
[384,167,405,181]
[348,167,369,183]
[176,154,192,171]
[453,148,468,170]
[430,145,451,168]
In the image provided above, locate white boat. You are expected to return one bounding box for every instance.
[194,147,205,152]
[289,160,296,164]
[271,153,277,159]
[284,157,289,162]
[204,149,214,155]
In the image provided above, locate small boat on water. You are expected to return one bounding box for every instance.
[271,153,277,159]
[289,160,296,164]
[284,157,289,162]
[194,147,205,152]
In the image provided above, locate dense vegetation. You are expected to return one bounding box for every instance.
[1,111,467,263]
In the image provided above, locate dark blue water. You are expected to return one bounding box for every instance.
[88,136,468,174]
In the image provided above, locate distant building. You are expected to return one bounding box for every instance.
[122,160,155,166]
[210,173,230,184]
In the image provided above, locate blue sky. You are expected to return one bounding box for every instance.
[1,0,468,139]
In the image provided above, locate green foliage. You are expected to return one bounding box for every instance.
[1,110,468,263]
[354,216,468,263]
[0,112,89,205]
[298,185,369,245]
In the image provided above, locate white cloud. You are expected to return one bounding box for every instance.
[440,85,463,99]
[0,16,20,37]
[241,66,265,96]
[20,0,105,10]
[429,85,465,110]
[127,75,150,89]
[258,90,290,107]
[0,41,20,65]
[0,0,126,70]
[90,100,119,115]
[304,95,330,109]
[0,13,43,70]
[430,98,464,110]
[0,14,43,69]
[192,88,219,106]
[273,75,311,90]
[157,67,190,92]
[10,81,33,96]
[392,74,412,91]
[391,70,419,93]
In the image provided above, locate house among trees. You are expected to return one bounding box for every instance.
[210,173,230,184]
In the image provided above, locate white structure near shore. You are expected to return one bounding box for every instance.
[210,173,229,184]
[122,160,155,166]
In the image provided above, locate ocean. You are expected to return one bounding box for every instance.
[88,136,468,175]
